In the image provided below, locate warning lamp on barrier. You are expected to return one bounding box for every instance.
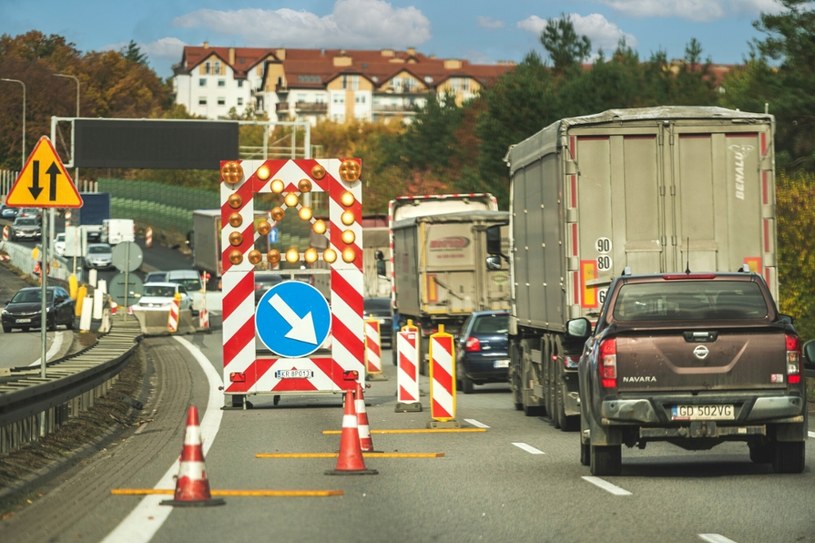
[221,161,243,185]
[248,250,262,265]
[324,248,338,263]
[256,164,271,181]
[267,249,281,265]
[271,206,285,221]
[341,210,355,226]
[228,249,243,265]
[271,179,285,193]
[304,247,318,264]
[298,206,313,221]
[228,193,242,209]
[228,212,242,227]
[284,192,299,208]
[229,231,243,246]
[285,247,300,264]
[341,229,356,245]
[311,164,326,179]
[342,247,356,263]
[339,159,361,182]
[340,191,355,206]
[257,220,271,236]
[298,178,312,192]
[313,219,327,235]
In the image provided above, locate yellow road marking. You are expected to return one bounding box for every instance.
[255,452,444,458]
[111,488,343,497]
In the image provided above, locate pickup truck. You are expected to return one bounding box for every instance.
[573,270,809,476]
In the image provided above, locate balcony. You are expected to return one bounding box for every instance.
[294,101,328,113]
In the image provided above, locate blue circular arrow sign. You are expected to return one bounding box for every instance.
[256,280,332,358]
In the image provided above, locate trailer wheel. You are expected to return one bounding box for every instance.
[509,342,523,410]
[590,444,621,476]
[772,441,805,473]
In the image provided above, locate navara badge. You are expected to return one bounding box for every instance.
[693,345,710,360]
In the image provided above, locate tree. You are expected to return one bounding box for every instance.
[540,14,591,75]
[121,40,149,66]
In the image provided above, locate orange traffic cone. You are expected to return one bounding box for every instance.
[325,388,378,476]
[355,381,378,453]
[161,405,225,506]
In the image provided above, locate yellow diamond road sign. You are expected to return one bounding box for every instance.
[6,136,83,208]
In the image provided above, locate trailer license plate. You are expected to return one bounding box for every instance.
[494,359,509,368]
[274,369,314,379]
[672,404,734,420]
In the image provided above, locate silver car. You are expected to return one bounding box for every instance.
[10,217,41,241]
[84,243,113,270]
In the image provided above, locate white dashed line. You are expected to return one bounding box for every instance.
[463,418,489,428]
[512,442,545,454]
[581,476,632,496]
[698,533,738,543]
[808,431,815,439]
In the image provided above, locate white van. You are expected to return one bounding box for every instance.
[101,219,135,245]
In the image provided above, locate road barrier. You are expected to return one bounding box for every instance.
[364,318,385,380]
[428,325,459,428]
[395,329,421,412]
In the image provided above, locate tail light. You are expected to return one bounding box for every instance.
[785,334,801,384]
[465,337,481,352]
[561,355,580,370]
[599,338,617,389]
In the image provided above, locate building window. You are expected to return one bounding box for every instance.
[342,74,359,90]
[217,97,226,106]
[218,79,226,87]
[199,78,206,87]
[198,97,207,105]
[237,97,244,106]
[204,62,211,74]
[355,95,366,104]
[237,80,244,88]
[214,61,221,75]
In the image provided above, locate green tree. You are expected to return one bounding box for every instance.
[540,14,591,75]
[120,40,148,66]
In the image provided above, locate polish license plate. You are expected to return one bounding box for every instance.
[494,359,509,368]
[672,404,734,421]
[17,318,32,323]
[274,369,314,379]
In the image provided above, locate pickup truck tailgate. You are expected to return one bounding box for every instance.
[614,328,790,392]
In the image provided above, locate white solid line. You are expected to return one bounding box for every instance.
[101,336,224,543]
[698,534,738,543]
[463,418,489,428]
[28,330,67,366]
[512,442,545,455]
[581,476,632,496]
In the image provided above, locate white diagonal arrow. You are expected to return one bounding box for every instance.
[269,293,317,344]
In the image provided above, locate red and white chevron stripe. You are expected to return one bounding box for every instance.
[396,329,420,406]
[221,159,364,400]
[364,319,383,375]
[429,331,456,422]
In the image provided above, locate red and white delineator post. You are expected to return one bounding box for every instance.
[364,318,386,381]
[220,158,365,407]
[167,292,181,333]
[428,324,459,427]
[395,328,422,412]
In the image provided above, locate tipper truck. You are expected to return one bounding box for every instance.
[389,193,511,371]
[192,209,222,285]
[488,106,778,429]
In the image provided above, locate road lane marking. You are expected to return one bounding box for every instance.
[111,488,343,497]
[28,330,67,366]
[808,431,815,439]
[256,452,444,458]
[512,442,545,454]
[699,534,738,543]
[581,476,632,496]
[102,336,223,543]
[322,427,487,434]
[463,418,490,428]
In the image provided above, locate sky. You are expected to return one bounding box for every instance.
[0,0,786,78]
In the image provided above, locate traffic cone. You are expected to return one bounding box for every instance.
[355,381,378,452]
[325,388,378,476]
[161,405,225,507]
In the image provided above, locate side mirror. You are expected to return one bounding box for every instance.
[486,255,502,271]
[802,339,815,371]
[486,224,503,256]
[565,317,592,341]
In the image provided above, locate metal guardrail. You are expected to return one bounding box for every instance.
[0,317,142,455]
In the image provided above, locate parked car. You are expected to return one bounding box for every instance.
[10,216,41,241]
[363,297,393,349]
[2,286,75,332]
[53,233,66,257]
[455,310,510,394]
[0,204,18,220]
[84,242,113,270]
[134,282,193,313]
[166,269,204,315]
[144,270,168,284]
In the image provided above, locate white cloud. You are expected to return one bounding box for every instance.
[598,0,785,22]
[172,0,431,49]
[142,37,186,65]
[477,16,505,30]
[518,13,636,54]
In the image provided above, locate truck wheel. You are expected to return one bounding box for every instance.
[509,342,523,410]
[580,436,590,466]
[590,444,622,476]
[748,441,773,464]
[772,441,805,473]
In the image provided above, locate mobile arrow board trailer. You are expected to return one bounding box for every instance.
[219,158,365,409]
[389,193,511,372]
[490,106,778,429]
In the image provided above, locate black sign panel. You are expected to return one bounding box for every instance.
[75,119,239,169]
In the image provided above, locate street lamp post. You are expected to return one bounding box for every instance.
[0,78,26,169]
[54,73,80,184]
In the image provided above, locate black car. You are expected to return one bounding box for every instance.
[2,286,76,333]
[0,204,18,220]
[363,297,393,348]
[456,310,510,393]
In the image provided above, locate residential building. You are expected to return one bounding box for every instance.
[172,44,514,124]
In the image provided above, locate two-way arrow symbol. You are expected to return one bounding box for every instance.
[27,160,61,201]
[269,293,317,344]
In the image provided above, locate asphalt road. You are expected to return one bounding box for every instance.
[1,328,814,543]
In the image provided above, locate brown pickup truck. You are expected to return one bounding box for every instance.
[571,270,811,476]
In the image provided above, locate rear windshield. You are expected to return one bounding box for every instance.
[612,280,769,322]
[472,314,509,334]
[364,298,391,313]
